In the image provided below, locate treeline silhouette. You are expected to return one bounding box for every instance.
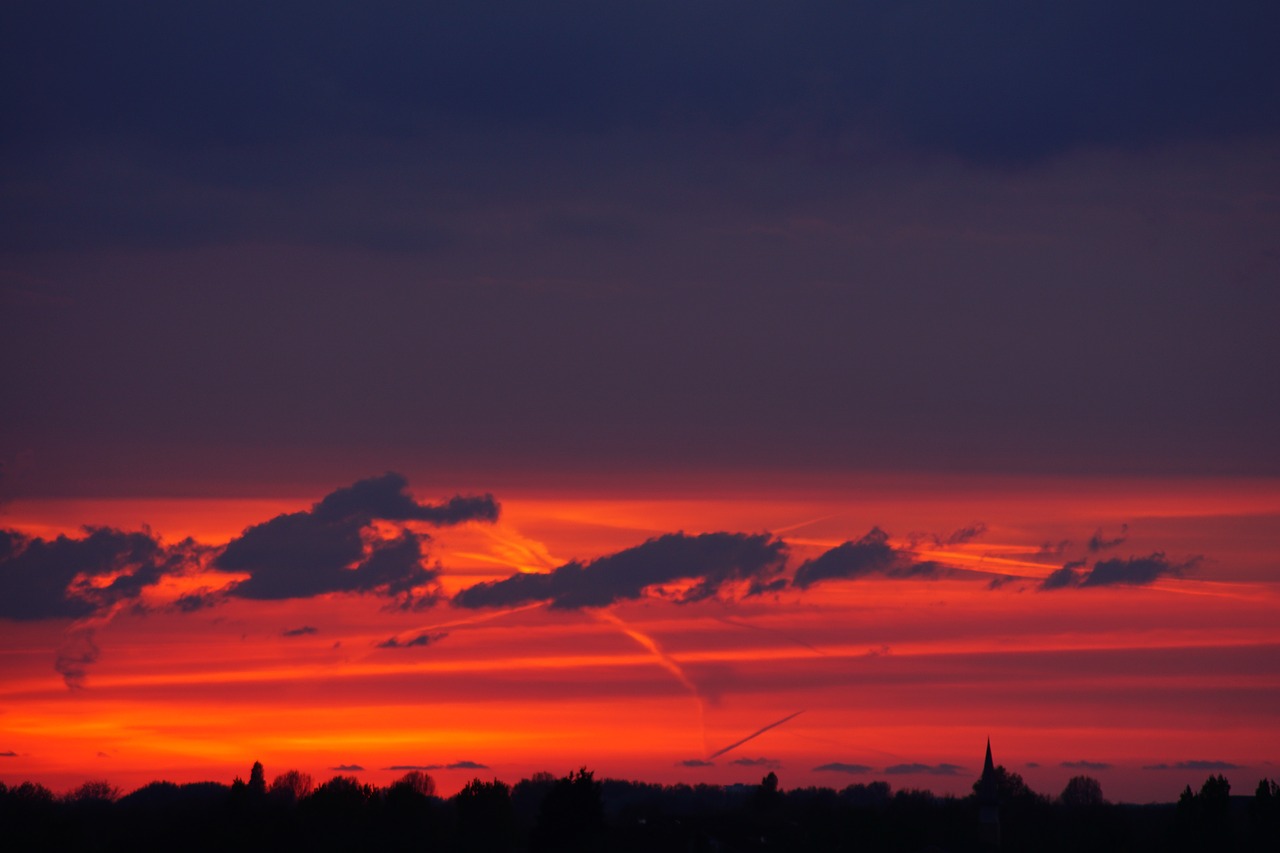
[2,763,1277,852]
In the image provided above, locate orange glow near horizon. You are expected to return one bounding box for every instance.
[2,473,1278,803]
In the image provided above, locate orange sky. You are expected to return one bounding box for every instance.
[2,473,1278,803]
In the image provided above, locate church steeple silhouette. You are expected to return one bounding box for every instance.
[978,737,1001,848]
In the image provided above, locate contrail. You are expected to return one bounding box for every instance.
[707,710,804,760]
[595,609,708,754]
[714,617,826,656]
[386,602,545,646]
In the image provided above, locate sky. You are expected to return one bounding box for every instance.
[2,2,1278,803]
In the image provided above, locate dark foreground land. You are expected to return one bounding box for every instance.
[3,765,1278,852]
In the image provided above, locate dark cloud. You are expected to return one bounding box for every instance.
[730,757,781,769]
[1041,553,1194,590]
[331,764,364,772]
[940,523,987,546]
[173,591,220,612]
[1143,760,1240,771]
[454,532,786,609]
[1025,762,1041,769]
[54,628,100,690]
[377,632,447,649]
[281,626,317,637]
[1087,525,1128,553]
[1061,760,1112,771]
[1,750,18,757]
[383,760,488,771]
[4,4,1276,173]
[814,762,872,774]
[1081,553,1193,587]
[680,759,715,768]
[214,473,495,603]
[0,526,183,620]
[884,763,964,776]
[792,529,941,589]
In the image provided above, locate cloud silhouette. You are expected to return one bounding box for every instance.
[214,473,497,604]
[1042,552,1195,590]
[1,750,18,757]
[1061,760,1112,771]
[446,760,488,770]
[383,760,489,771]
[731,757,781,769]
[454,532,787,609]
[814,762,872,774]
[377,632,447,649]
[1143,760,1239,771]
[884,763,964,776]
[1087,525,1128,552]
[792,529,941,589]
[331,764,365,771]
[680,759,715,768]
[0,527,192,620]
[282,626,318,637]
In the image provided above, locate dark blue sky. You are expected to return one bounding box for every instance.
[3,2,1278,495]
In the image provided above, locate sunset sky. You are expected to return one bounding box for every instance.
[2,3,1278,804]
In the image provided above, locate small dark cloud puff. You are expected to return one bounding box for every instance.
[731,757,781,769]
[1,750,18,757]
[884,763,964,776]
[331,764,365,771]
[454,532,787,609]
[384,760,488,771]
[940,523,988,546]
[792,528,942,589]
[1143,760,1239,771]
[377,632,447,649]
[214,473,497,604]
[1087,525,1128,553]
[282,626,318,637]
[813,762,872,774]
[680,759,715,768]
[1061,760,1112,770]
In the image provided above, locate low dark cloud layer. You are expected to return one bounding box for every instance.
[214,473,496,604]
[1143,760,1239,771]
[680,759,714,768]
[282,626,318,637]
[792,529,942,589]
[884,763,964,776]
[331,764,364,772]
[814,762,872,775]
[731,757,781,769]
[454,532,786,610]
[1061,760,1112,771]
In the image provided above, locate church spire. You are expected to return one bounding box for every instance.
[984,737,995,778]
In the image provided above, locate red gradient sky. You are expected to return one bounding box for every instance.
[3,3,1279,809]
[3,473,1277,803]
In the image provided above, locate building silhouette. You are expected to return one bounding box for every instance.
[978,738,1001,848]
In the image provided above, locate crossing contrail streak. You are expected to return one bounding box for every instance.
[707,710,804,760]
[595,609,709,754]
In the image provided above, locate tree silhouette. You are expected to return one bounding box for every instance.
[454,778,515,852]
[248,761,266,798]
[1060,775,1106,808]
[268,769,313,804]
[531,768,604,853]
